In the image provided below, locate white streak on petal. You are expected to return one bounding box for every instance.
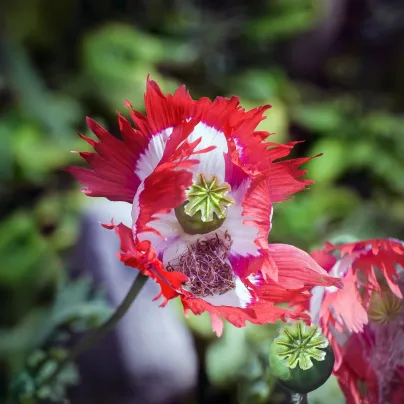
[136,211,185,261]
[222,204,259,256]
[248,274,260,286]
[330,255,355,278]
[131,182,145,233]
[235,277,254,308]
[217,179,259,256]
[188,122,227,180]
[231,179,251,205]
[317,249,371,319]
[310,285,326,324]
[90,200,132,227]
[269,204,274,232]
[329,320,350,346]
[135,128,173,181]
[162,238,189,265]
[325,252,363,293]
[204,277,252,308]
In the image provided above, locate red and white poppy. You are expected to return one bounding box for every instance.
[310,238,404,403]
[67,77,342,336]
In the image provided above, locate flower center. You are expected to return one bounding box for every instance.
[166,233,234,297]
[175,173,235,235]
[368,290,402,325]
[273,321,330,370]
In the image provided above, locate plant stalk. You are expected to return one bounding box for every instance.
[38,272,148,388]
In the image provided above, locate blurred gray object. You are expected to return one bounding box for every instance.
[68,200,198,404]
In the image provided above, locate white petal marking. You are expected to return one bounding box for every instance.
[310,285,326,324]
[131,182,145,233]
[204,277,252,308]
[136,211,185,260]
[135,128,173,181]
[325,252,363,293]
[223,204,259,257]
[231,179,251,205]
[187,122,228,181]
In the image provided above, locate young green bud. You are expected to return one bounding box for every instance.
[268,321,335,394]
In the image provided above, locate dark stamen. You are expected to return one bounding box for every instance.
[166,232,234,297]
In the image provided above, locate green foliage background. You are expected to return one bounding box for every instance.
[1,0,404,402]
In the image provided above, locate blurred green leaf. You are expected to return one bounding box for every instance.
[160,39,200,64]
[0,122,13,182]
[83,23,165,70]
[231,70,285,101]
[206,324,248,386]
[237,346,276,404]
[293,103,344,133]
[272,186,361,247]
[372,149,404,192]
[183,309,214,339]
[33,191,81,251]
[82,23,180,110]
[10,348,79,404]
[347,140,375,167]
[364,111,404,141]
[245,323,279,344]
[308,139,348,184]
[5,42,83,140]
[241,98,288,144]
[308,375,345,404]
[13,123,83,182]
[237,378,271,404]
[0,212,57,286]
[48,277,112,332]
[0,309,50,361]
[246,0,321,41]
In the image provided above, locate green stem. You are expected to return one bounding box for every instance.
[38,273,148,388]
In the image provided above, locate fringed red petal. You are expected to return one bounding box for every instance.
[241,176,277,280]
[266,154,320,202]
[324,239,404,298]
[103,221,189,306]
[313,239,404,403]
[270,243,343,289]
[311,248,338,272]
[332,332,379,404]
[181,295,310,337]
[256,280,312,304]
[127,77,195,137]
[65,116,148,203]
[324,270,368,333]
[133,119,207,235]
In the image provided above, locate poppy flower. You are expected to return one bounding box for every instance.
[67,77,342,336]
[310,238,404,403]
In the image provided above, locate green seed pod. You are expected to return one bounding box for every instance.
[175,173,234,235]
[268,321,335,394]
[175,203,226,235]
